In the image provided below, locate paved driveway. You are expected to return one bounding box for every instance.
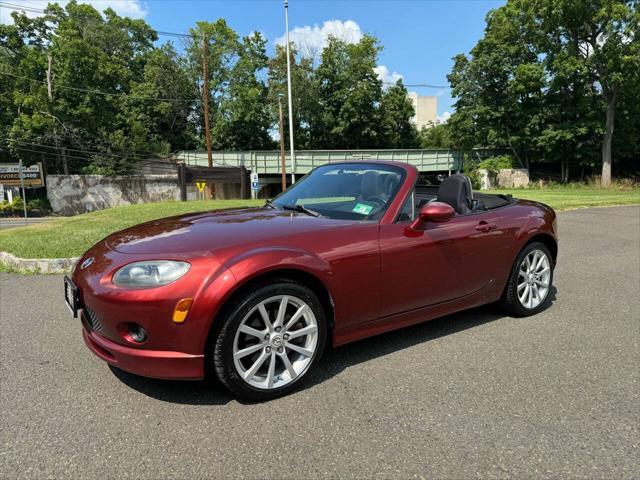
[1,206,638,479]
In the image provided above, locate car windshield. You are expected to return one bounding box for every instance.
[271,163,405,221]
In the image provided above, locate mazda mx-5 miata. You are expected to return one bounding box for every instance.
[65,161,557,400]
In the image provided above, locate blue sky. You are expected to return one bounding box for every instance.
[2,0,506,117]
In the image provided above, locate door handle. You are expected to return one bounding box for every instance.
[475,222,497,232]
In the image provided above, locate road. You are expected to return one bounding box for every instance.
[1,206,638,479]
[0,217,54,230]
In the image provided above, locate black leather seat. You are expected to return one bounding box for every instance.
[437,174,473,215]
[360,171,381,201]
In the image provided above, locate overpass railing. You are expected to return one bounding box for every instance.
[175,149,463,175]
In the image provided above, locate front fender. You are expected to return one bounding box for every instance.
[225,246,333,285]
[191,246,333,354]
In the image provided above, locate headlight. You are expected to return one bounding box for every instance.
[113,261,190,288]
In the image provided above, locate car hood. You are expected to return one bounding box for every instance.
[105,207,349,255]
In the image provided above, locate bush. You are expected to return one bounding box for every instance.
[0,196,51,214]
[462,162,482,190]
[27,197,52,212]
[477,155,516,175]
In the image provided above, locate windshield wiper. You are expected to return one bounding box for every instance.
[281,204,322,217]
[264,199,277,209]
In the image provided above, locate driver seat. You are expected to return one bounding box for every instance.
[437,174,473,215]
[360,171,382,201]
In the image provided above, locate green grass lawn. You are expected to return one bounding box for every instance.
[0,188,638,260]
[0,199,262,259]
[487,187,640,211]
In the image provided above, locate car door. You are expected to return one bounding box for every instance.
[379,191,512,317]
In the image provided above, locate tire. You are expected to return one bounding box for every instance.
[212,278,327,401]
[502,241,554,317]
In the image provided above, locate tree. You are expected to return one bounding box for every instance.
[419,123,456,149]
[4,1,160,174]
[448,0,639,184]
[448,2,547,171]
[185,20,239,151]
[379,80,419,148]
[267,44,317,149]
[532,0,639,186]
[214,32,273,150]
[314,35,384,149]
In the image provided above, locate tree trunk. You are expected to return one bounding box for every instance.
[601,90,617,188]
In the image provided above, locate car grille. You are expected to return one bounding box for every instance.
[84,307,104,333]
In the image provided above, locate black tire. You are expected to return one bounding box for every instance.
[502,241,554,317]
[212,278,327,401]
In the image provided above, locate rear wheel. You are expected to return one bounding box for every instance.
[212,279,326,401]
[502,242,554,316]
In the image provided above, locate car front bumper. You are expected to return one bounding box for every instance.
[82,322,205,380]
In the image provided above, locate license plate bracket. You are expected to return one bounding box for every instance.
[64,276,80,318]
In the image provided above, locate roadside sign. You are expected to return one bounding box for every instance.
[196,181,206,192]
[0,162,44,187]
[250,172,259,193]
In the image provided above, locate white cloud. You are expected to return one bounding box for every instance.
[276,19,363,60]
[1,0,148,24]
[436,111,451,124]
[374,65,403,87]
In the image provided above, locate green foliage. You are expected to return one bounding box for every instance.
[379,80,419,148]
[0,196,51,214]
[462,162,482,190]
[2,5,421,171]
[477,155,516,175]
[419,122,455,149]
[448,0,639,182]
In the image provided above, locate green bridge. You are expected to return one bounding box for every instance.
[175,149,463,175]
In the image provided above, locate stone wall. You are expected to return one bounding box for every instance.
[478,168,530,190]
[46,174,180,215]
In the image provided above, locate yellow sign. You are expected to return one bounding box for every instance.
[196,181,206,192]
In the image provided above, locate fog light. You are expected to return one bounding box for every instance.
[129,324,147,343]
[173,298,193,323]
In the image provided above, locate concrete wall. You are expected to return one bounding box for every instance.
[47,175,180,215]
[478,169,530,190]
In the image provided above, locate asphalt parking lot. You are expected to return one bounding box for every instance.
[1,205,639,479]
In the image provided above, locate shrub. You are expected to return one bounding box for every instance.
[27,197,52,212]
[477,155,516,175]
[462,162,482,190]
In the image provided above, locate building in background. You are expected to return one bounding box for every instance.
[408,92,437,130]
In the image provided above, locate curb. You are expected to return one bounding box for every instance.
[0,251,78,274]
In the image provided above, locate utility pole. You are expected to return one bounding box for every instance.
[18,159,28,225]
[46,55,53,100]
[201,32,213,199]
[278,94,287,192]
[284,0,296,183]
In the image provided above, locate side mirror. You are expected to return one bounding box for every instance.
[410,202,455,231]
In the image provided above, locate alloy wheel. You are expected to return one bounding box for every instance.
[517,249,551,309]
[232,295,318,390]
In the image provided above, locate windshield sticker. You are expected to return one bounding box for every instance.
[352,203,374,215]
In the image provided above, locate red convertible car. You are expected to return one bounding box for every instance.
[66,161,557,400]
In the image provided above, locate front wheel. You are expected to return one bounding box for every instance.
[502,242,554,316]
[212,279,327,401]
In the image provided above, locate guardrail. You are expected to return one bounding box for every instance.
[175,149,463,175]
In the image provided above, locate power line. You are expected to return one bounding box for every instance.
[0,71,201,103]
[0,2,202,38]
[3,139,173,161]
